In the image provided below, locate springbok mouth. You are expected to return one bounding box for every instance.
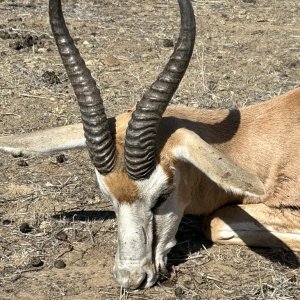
[114,267,159,290]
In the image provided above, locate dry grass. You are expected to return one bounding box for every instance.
[0,0,299,299]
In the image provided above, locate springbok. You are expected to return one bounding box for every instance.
[1,0,299,289]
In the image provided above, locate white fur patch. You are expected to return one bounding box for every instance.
[136,164,170,202]
[95,170,120,210]
[172,145,190,162]
[154,170,186,271]
[95,170,109,196]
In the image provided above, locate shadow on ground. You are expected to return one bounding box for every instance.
[53,210,299,270]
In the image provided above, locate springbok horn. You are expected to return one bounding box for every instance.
[124,0,196,180]
[49,0,116,174]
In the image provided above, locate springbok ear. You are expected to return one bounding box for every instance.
[0,123,85,156]
[171,128,265,196]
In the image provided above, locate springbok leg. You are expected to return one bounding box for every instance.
[0,123,85,156]
[203,203,300,251]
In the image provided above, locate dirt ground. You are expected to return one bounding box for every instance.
[0,0,299,299]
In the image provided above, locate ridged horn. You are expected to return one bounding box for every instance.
[49,0,116,174]
[124,0,196,180]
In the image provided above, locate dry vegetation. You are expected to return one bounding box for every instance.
[0,0,299,299]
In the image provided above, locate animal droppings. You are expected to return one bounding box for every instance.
[54,259,66,269]
[17,159,28,167]
[163,38,174,48]
[30,257,44,268]
[55,231,68,242]
[42,70,61,85]
[174,286,184,298]
[19,222,32,233]
[56,154,67,163]
[2,219,13,225]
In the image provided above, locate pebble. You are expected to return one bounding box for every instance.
[39,221,50,231]
[37,47,47,53]
[103,55,120,67]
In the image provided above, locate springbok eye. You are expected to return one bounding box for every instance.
[151,192,171,212]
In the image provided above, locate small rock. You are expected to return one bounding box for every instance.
[56,154,67,163]
[17,159,28,167]
[39,221,50,231]
[11,152,23,158]
[54,259,66,269]
[82,40,93,48]
[20,222,32,233]
[86,59,95,66]
[242,0,256,3]
[30,257,44,268]
[163,38,174,48]
[37,47,47,53]
[103,55,120,67]
[55,231,68,241]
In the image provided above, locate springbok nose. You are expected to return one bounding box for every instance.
[113,267,146,290]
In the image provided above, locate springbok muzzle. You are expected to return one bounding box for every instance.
[113,202,158,289]
[113,255,158,289]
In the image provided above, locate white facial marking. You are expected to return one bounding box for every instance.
[95,170,120,209]
[95,166,171,289]
[153,170,186,272]
[137,164,170,203]
[114,200,157,289]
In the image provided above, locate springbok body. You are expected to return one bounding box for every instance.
[0,0,299,290]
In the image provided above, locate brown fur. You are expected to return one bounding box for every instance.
[112,88,299,211]
[104,171,139,203]
[107,88,299,250]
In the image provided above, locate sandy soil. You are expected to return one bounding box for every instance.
[0,0,299,299]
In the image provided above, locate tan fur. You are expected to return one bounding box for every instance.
[107,88,299,249]
[112,88,299,211]
[161,88,299,210]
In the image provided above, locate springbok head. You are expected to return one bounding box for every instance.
[49,0,195,289]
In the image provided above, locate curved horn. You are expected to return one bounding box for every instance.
[49,0,116,174]
[125,0,196,180]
